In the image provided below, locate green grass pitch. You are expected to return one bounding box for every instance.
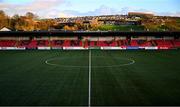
[0,50,180,106]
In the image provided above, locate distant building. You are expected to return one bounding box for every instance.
[59,22,76,27]
[0,27,12,31]
[128,12,154,18]
[83,21,91,30]
[98,19,141,25]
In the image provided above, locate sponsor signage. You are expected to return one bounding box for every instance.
[101,47,126,50]
[89,47,101,49]
[52,47,63,50]
[38,47,51,50]
[127,47,139,50]
[145,47,158,50]
[138,47,145,49]
[63,47,88,50]
[0,47,26,50]
[158,47,170,50]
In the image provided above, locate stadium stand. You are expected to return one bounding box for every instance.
[0,40,16,47]
[37,40,50,47]
[155,40,174,48]
[0,37,180,50]
[137,40,153,47]
[51,40,64,47]
[173,40,180,47]
[131,40,139,46]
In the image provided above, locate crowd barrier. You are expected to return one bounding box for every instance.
[0,47,26,50]
[63,47,88,50]
[38,47,51,50]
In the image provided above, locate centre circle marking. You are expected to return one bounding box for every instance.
[45,56,135,68]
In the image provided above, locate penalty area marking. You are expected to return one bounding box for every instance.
[45,56,135,68]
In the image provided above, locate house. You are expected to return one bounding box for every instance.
[0,27,12,31]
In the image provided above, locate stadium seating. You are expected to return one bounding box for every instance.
[18,40,37,48]
[51,40,64,47]
[37,40,49,47]
[137,40,153,47]
[155,40,173,48]
[173,40,180,47]
[89,41,96,47]
[70,40,82,47]
[0,40,17,47]
[0,39,180,49]
[18,40,31,47]
[131,40,139,46]
[117,40,128,46]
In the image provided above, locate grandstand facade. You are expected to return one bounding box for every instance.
[0,31,180,50]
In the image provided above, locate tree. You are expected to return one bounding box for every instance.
[0,10,9,28]
[0,10,6,17]
[25,12,38,20]
[12,14,20,19]
[63,25,71,31]
[90,18,100,30]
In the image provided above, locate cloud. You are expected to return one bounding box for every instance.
[45,5,180,18]
[0,1,180,18]
[0,0,65,17]
[157,12,180,17]
[59,5,119,17]
[59,6,154,17]
[88,5,118,16]
[24,0,64,11]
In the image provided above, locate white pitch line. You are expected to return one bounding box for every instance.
[88,49,91,107]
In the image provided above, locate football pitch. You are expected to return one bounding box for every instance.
[0,50,180,106]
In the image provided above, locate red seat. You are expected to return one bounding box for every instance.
[156,40,173,48]
[131,40,139,46]
[0,40,17,47]
[173,40,180,47]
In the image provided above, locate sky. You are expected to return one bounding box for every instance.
[0,0,180,18]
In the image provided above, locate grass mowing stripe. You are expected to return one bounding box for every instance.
[88,49,91,107]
